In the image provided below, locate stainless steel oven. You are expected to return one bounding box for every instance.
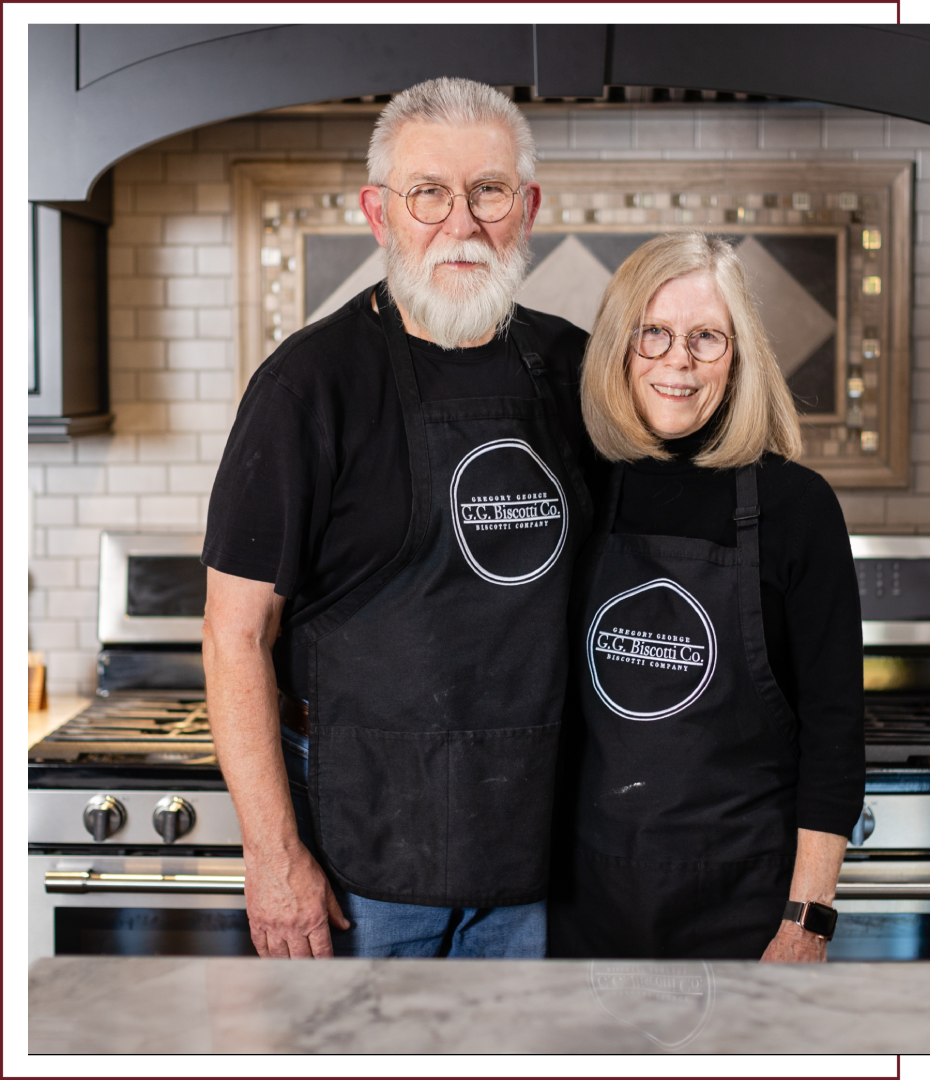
[829,536,930,960]
[28,532,253,965]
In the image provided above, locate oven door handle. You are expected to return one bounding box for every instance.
[835,882,930,899]
[45,871,245,894]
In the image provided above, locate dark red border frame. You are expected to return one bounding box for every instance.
[7,2,928,1080]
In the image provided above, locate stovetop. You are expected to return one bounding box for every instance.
[29,691,224,790]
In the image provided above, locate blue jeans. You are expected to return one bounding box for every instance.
[280,724,547,958]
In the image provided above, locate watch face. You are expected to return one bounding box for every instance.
[803,902,839,938]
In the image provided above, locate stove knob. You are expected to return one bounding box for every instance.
[83,795,126,842]
[850,805,875,847]
[152,796,196,844]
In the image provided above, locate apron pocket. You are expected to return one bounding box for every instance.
[445,722,561,902]
[317,723,560,904]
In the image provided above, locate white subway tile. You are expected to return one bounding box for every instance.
[107,465,167,494]
[197,121,257,151]
[167,277,226,308]
[34,497,75,526]
[33,527,46,557]
[108,216,164,245]
[138,434,199,462]
[528,117,570,149]
[168,340,229,370]
[138,372,198,401]
[164,215,225,244]
[697,113,758,150]
[916,307,930,337]
[319,119,376,150]
[570,115,631,149]
[113,183,133,214]
[136,246,195,276]
[152,131,195,151]
[258,120,320,150]
[110,371,137,403]
[46,466,106,495]
[108,246,135,276]
[112,402,169,434]
[48,590,99,619]
[29,588,47,619]
[199,433,229,462]
[635,115,696,149]
[836,494,886,526]
[29,442,74,465]
[169,402,230,432]
[139,496,200,527]
[918,184,930,215]
[46,528,102,558]
[109,308,136,339]
[889,118,930,148]
[29,559,76,588]
[76,435,138,464]
[197,309,233,338]
[30,620,78,650]
[45,649,98,687]
[912,369,930,401]
[78,496,138,527]
[824,116,885,148]
[28,466,45,494]
[135,184,195,214]
[109,277,165,308]
[46,676,81,697]
[917,276,930,308]
[137,308,196,339]
[78,558,100,589]
[79,619,102,650]
[110,340,166,371]
[166,153,226,182]
[915,340,930,370]
[888,496,930,525]
[196,246,233,276]
[761,113,822,149]
[912,433,930,462]
[113,153,164,182]
[198,372,233,400]
[168,463,218,494]
[196,183,232,212]
[198,495,211,529]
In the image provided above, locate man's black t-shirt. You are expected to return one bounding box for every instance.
[203,286,590,699]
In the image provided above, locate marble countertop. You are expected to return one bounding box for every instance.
[29,956,930,1054]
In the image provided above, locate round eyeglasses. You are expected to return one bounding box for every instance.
[632,326,735,364]
[382,182,522,225]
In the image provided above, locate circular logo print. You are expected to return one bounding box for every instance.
[587,578,717,720]
[450,439,569,586]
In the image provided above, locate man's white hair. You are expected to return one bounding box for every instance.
[367,77,536,186]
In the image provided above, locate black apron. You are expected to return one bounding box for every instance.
[298,284,592,908]
[549,462,800,959]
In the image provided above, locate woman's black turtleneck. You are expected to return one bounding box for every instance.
[608,416,865,838]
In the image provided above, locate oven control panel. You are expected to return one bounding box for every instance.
[846,794,930,851]
[28,790,241,846]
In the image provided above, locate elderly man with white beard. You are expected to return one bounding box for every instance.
[202,78,593,959]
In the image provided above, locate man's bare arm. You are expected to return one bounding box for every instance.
[760,827,847,963]
[202,567,349,958]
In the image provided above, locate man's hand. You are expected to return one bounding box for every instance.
[245,843,350,958]
[760,919,827,963]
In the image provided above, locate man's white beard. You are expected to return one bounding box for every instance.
[384,228,530,350]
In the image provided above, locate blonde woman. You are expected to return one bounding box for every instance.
[548,233,865,962]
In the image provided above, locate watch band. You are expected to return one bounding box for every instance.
[783,899,838,941]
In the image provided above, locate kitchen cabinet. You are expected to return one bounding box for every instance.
[28,171,112,441]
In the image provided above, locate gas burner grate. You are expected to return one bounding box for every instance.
[865,696,930,744]
[45,695,212,744]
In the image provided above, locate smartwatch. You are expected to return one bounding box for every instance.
[782,900,838,941]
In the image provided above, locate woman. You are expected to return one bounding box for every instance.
[549,233,865,962]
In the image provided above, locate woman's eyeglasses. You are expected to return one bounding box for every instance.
[632,326,735,364]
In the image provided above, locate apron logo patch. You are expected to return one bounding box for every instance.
[587,578,717,719]
[450,439,569,586]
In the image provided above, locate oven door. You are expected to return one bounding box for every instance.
[29,853,252,965]
[831,859,930,960]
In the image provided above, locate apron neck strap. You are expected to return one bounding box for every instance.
[734,464,761,566]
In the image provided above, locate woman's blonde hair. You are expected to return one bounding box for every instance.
[581,232,803,467]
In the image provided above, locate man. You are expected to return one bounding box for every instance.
[202,78,592,960]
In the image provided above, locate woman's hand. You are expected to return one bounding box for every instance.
[760,919,827,963]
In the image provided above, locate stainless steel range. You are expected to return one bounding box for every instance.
[28,532,249,966]
[830,536,930,960]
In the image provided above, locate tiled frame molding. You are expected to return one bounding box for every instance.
[26,104,930,694]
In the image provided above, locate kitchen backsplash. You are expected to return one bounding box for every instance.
[27,106,930,694]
